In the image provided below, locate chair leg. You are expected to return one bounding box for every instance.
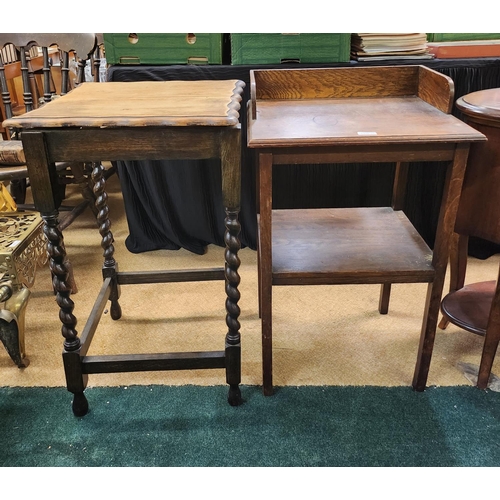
[64,257,78,294]
[58,200,91,232]
[9,179,27,204]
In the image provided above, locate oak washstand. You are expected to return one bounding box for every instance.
[247,66,486,395]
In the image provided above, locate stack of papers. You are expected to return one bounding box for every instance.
[351,33,434,61]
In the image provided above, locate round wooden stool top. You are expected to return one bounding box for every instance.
[456,88,500,126]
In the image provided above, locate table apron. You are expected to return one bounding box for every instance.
[36,127,240,162]
[255,142,460,164]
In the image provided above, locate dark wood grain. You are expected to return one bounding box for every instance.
[269,207,434,285]
[5,80,246,129]
[251,66,420,101]
[391,162,409,210]
[417,65,455,113]
[220,127,242,210]
[116,268,225,285]
[44,128,223,162]
[82,351,226,374]
[249,97,484,148]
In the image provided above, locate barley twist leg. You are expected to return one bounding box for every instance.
[224,209,243,406]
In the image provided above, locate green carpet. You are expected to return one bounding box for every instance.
[1,385,500,467]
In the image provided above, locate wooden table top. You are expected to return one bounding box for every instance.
[3,80,246,129]
[248,96,486,148]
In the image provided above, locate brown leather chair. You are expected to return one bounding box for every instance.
[439,88,500,389]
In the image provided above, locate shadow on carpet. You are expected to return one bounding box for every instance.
[1,385,500,467]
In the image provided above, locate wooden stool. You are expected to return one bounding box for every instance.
[439,88,500,389]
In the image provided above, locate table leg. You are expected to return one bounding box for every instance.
[412,144,471,391]
[92,161,121,320]
[258,153,274,396]
[44,212,89,416]
[379,162,410,315]
[224,209,242,405]
[21,130,89,415]
[221,128,243,405]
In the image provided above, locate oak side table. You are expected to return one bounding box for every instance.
[247,65,486,396]
[4,80,245,416]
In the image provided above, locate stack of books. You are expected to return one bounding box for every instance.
[351,33,434,61]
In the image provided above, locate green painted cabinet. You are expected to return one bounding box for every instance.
[103,33,226,65]
[230,33,351,65]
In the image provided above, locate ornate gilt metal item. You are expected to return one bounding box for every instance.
[0,211,47,367]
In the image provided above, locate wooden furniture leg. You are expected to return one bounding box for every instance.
[379,161,410,314]
[22,130,88,414]
[259,153,274,395]
[92,161,121,320]
[438,232,468,329]
[378,283,392,315]
[221,128,243,406]
[413,144,471,391]
[477,273,500,388]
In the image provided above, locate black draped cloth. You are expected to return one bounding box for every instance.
[108,58,500,257]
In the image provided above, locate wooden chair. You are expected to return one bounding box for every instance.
[0,34,101,228]
[0,34,101,367]
[438,88,500,389]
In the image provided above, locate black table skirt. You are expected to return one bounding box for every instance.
[108,58,500,257]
